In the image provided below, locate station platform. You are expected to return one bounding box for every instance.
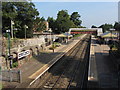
[2,34,86,88]
[88,36,118,88]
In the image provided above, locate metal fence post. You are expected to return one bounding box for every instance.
[9,70,12,82]
[19,70,22,83]
[118,64,120,89]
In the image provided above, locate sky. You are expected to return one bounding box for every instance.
[33,2,118,28]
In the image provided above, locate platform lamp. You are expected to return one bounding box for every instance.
[48,28,52,44]
[13,28,18,38]
[109,28,115,43]
[24,25,28,39]
[6,29,11,56]
[11,20,14,39]
[109,28,116,51]
[6,29,13,68]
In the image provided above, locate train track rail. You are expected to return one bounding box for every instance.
[29,34,91,89]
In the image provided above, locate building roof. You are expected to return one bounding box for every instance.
[100,32,117,38]
[56,33,73,38]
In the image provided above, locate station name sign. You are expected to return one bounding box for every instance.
[18,50,30,59]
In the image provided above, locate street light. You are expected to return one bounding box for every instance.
[110,28,115,46]
[48,28,52,44]
[13,28,18,38]
[109,28,115,40]
[6,29,13,68]
[6,29,11,56]
[11,20,14,39]
[24,25,28,39]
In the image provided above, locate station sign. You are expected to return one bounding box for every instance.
[18,50,30,59]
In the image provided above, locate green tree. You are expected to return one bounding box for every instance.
[113,22,120,52]
[33,17,46,32]
[40,17,46,21]
[56,10,75,33]
[91,25,97,28]
[70,12,82,26]
[2,2,39,38]
[2,2,18,32]
[99,23,113,33]
[47,17,56,33]
[114,22,120,31]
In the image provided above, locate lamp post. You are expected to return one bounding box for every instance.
[110,28,115,47]
[66,32,69,44]
[6,29,13,68]
[11,20,14,39]
[24,25,28,39]
[49,28,52,44]
[110,28,115,40]
[13,28,18,38]
[6,30,11,56]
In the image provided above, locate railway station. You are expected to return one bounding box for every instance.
[2,33,119,89]
[1,1,119,89]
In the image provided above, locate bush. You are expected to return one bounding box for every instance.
[54,42,61,47]
[109,44,118,50]
[49,43,56,50]
[12,62,18,68]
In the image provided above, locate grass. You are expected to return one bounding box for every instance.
[12,62,18,68]
[54,42,61,47]
[109,44,118,50]
[112,48,118,50]
[73,34,82,38]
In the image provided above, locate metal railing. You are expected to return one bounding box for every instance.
[1,70,21,83]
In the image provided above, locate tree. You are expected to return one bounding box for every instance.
[99,23,113,33]
[2,2,39,38]
[47,17,56,33]
[40,17,46,21]
[33,17,46,32]
[114,22,120,31]
[2,2,18,33]
[91,25,97,28]
[70,12,82,27]
[56,10,75,33]
[113,22,120,52]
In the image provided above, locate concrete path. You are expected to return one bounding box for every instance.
[88,36,118,88]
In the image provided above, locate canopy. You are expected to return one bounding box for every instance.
[100,32,117,38]
[56,33,73,38]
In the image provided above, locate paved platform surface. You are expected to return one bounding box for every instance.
[2,35,86,88]
[88,36,118,88]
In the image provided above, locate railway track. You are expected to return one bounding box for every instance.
[32,34,91,89]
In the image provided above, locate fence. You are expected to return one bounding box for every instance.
[1,70,21,83]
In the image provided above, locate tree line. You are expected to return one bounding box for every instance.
[47,10,83,34]
[2,1,83,38]
[32,10,83,34]
[91,22,120,33]
[2,1,39,38]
